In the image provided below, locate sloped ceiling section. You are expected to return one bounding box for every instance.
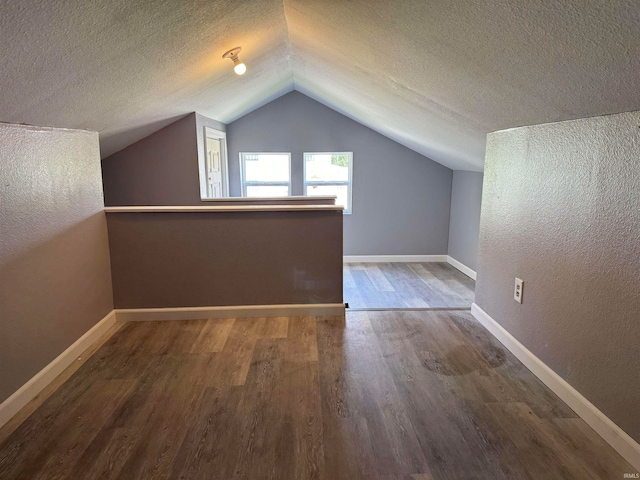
[1,1,640,170]
[0,0,293,158]
[285,0,640,171]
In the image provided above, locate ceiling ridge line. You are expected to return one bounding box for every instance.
[280,0,297,90]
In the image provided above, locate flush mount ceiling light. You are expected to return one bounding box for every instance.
[222,47,246,75]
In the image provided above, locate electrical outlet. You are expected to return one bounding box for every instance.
[514,278,524,304]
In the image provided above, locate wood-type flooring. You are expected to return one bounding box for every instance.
[0,311,635,479]
[344,262,475,308]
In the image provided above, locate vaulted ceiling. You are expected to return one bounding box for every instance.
[2,0,639,170]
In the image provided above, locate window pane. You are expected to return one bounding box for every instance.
[247,185,289,197]
[243,154,290,182]
[306,185,349,209]
[305,153,350,182]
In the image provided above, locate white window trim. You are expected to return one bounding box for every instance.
[304,152,353,214]
[239,152,292,197]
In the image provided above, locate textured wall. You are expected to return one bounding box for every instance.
[447,171,483,270]
[476,111,640,442]
[227,91,453,255]
[102,114,200,206]
[107,211,343,308]
[0,123,114,403]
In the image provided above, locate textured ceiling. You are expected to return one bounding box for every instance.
[1,1,639,170]
[0,0,293,158]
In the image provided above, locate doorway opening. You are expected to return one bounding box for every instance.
[201,127,229,198]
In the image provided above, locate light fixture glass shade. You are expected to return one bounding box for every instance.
[234,62,247,75]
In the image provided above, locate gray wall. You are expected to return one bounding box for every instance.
[107,210,343,308]
[227,91,453,255]
[102,112,227,206]
[102,114,201,206]
[447,171,483,270]
[476,111,640,442]
[100,93,453,256]
[0,123,114,403]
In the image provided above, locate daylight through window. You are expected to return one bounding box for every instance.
[304,152,353,213]
[239,153,291,197]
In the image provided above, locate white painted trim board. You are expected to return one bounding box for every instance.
[105,205,343,213]
[446,256,477,280]
[471,303,640,471]
[201,195,337,202]
[0,310,117,430]
[343,255,448,263]
[115,303,346,322]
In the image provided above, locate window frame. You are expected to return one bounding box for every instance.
[303,152,353,214]
[239,152,292,198]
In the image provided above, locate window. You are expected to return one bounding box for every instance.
[304,152,353,213]
[240,153,291,197]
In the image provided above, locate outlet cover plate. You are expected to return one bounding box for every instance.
[514,278,524,303]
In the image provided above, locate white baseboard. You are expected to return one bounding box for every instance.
[115,303,346,322]
[471,303,640,471]
[446,256,477,280]
[0,310,117,430]
[343,255,448,263]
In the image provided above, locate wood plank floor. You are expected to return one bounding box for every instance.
[0,312,635,479]
[344,262,475,309]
